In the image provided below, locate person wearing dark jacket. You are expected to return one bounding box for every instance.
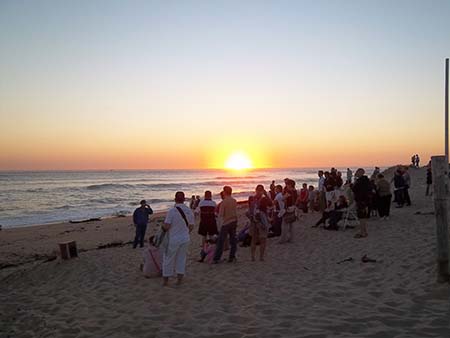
[376,174,392,219]
[196,191,218,248]
[133,200,154,248]
[426,167,432,196]
[326,195,348,230]
[336,172,344,188]
[352,168,371,238]
[403,168,412,206]
[324,171,336,192]
[393,168,406,207]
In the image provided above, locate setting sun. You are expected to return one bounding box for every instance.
[225,152,253,170]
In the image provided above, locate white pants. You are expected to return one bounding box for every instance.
[162,241,189,277]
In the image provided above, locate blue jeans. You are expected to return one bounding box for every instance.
[133,223,148,248]
[214,221,237,262]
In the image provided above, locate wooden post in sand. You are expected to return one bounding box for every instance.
[59,240,78,260]
[431,156,449,282]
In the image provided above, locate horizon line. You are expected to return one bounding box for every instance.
[0,163,408,172]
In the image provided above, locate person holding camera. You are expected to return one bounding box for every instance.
[133,199,154,248]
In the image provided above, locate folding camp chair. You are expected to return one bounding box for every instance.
[341,203,359,231]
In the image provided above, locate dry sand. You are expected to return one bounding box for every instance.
[1,166,449,338]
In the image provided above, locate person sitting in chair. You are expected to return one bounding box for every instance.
[313,189,338,227]
[325,195,348,230]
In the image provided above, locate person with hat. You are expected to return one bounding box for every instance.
[133,199,154,248]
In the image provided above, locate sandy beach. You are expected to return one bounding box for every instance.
[1,166,449,338]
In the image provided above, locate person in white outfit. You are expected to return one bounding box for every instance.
[162,191,194,286]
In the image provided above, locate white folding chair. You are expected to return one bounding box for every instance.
[341,203,359,231]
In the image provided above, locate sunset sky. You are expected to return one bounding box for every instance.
[1,0,449,170]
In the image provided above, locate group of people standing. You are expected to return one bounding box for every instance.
[411,154,420,168]
[392,166,412,208]
[194,181,297,264]
[313,167,373,237]
[303,166,402,237]
[137,187,240,286]
[135,193,195,286]
[134,179,304,285]
[133,162,421,285]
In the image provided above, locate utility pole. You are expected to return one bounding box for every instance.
[445,58,449,164]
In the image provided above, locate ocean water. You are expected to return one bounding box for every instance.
[0,168,371,228]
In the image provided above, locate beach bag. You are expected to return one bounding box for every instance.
[143,247,162,277]
[283,211,296,224]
